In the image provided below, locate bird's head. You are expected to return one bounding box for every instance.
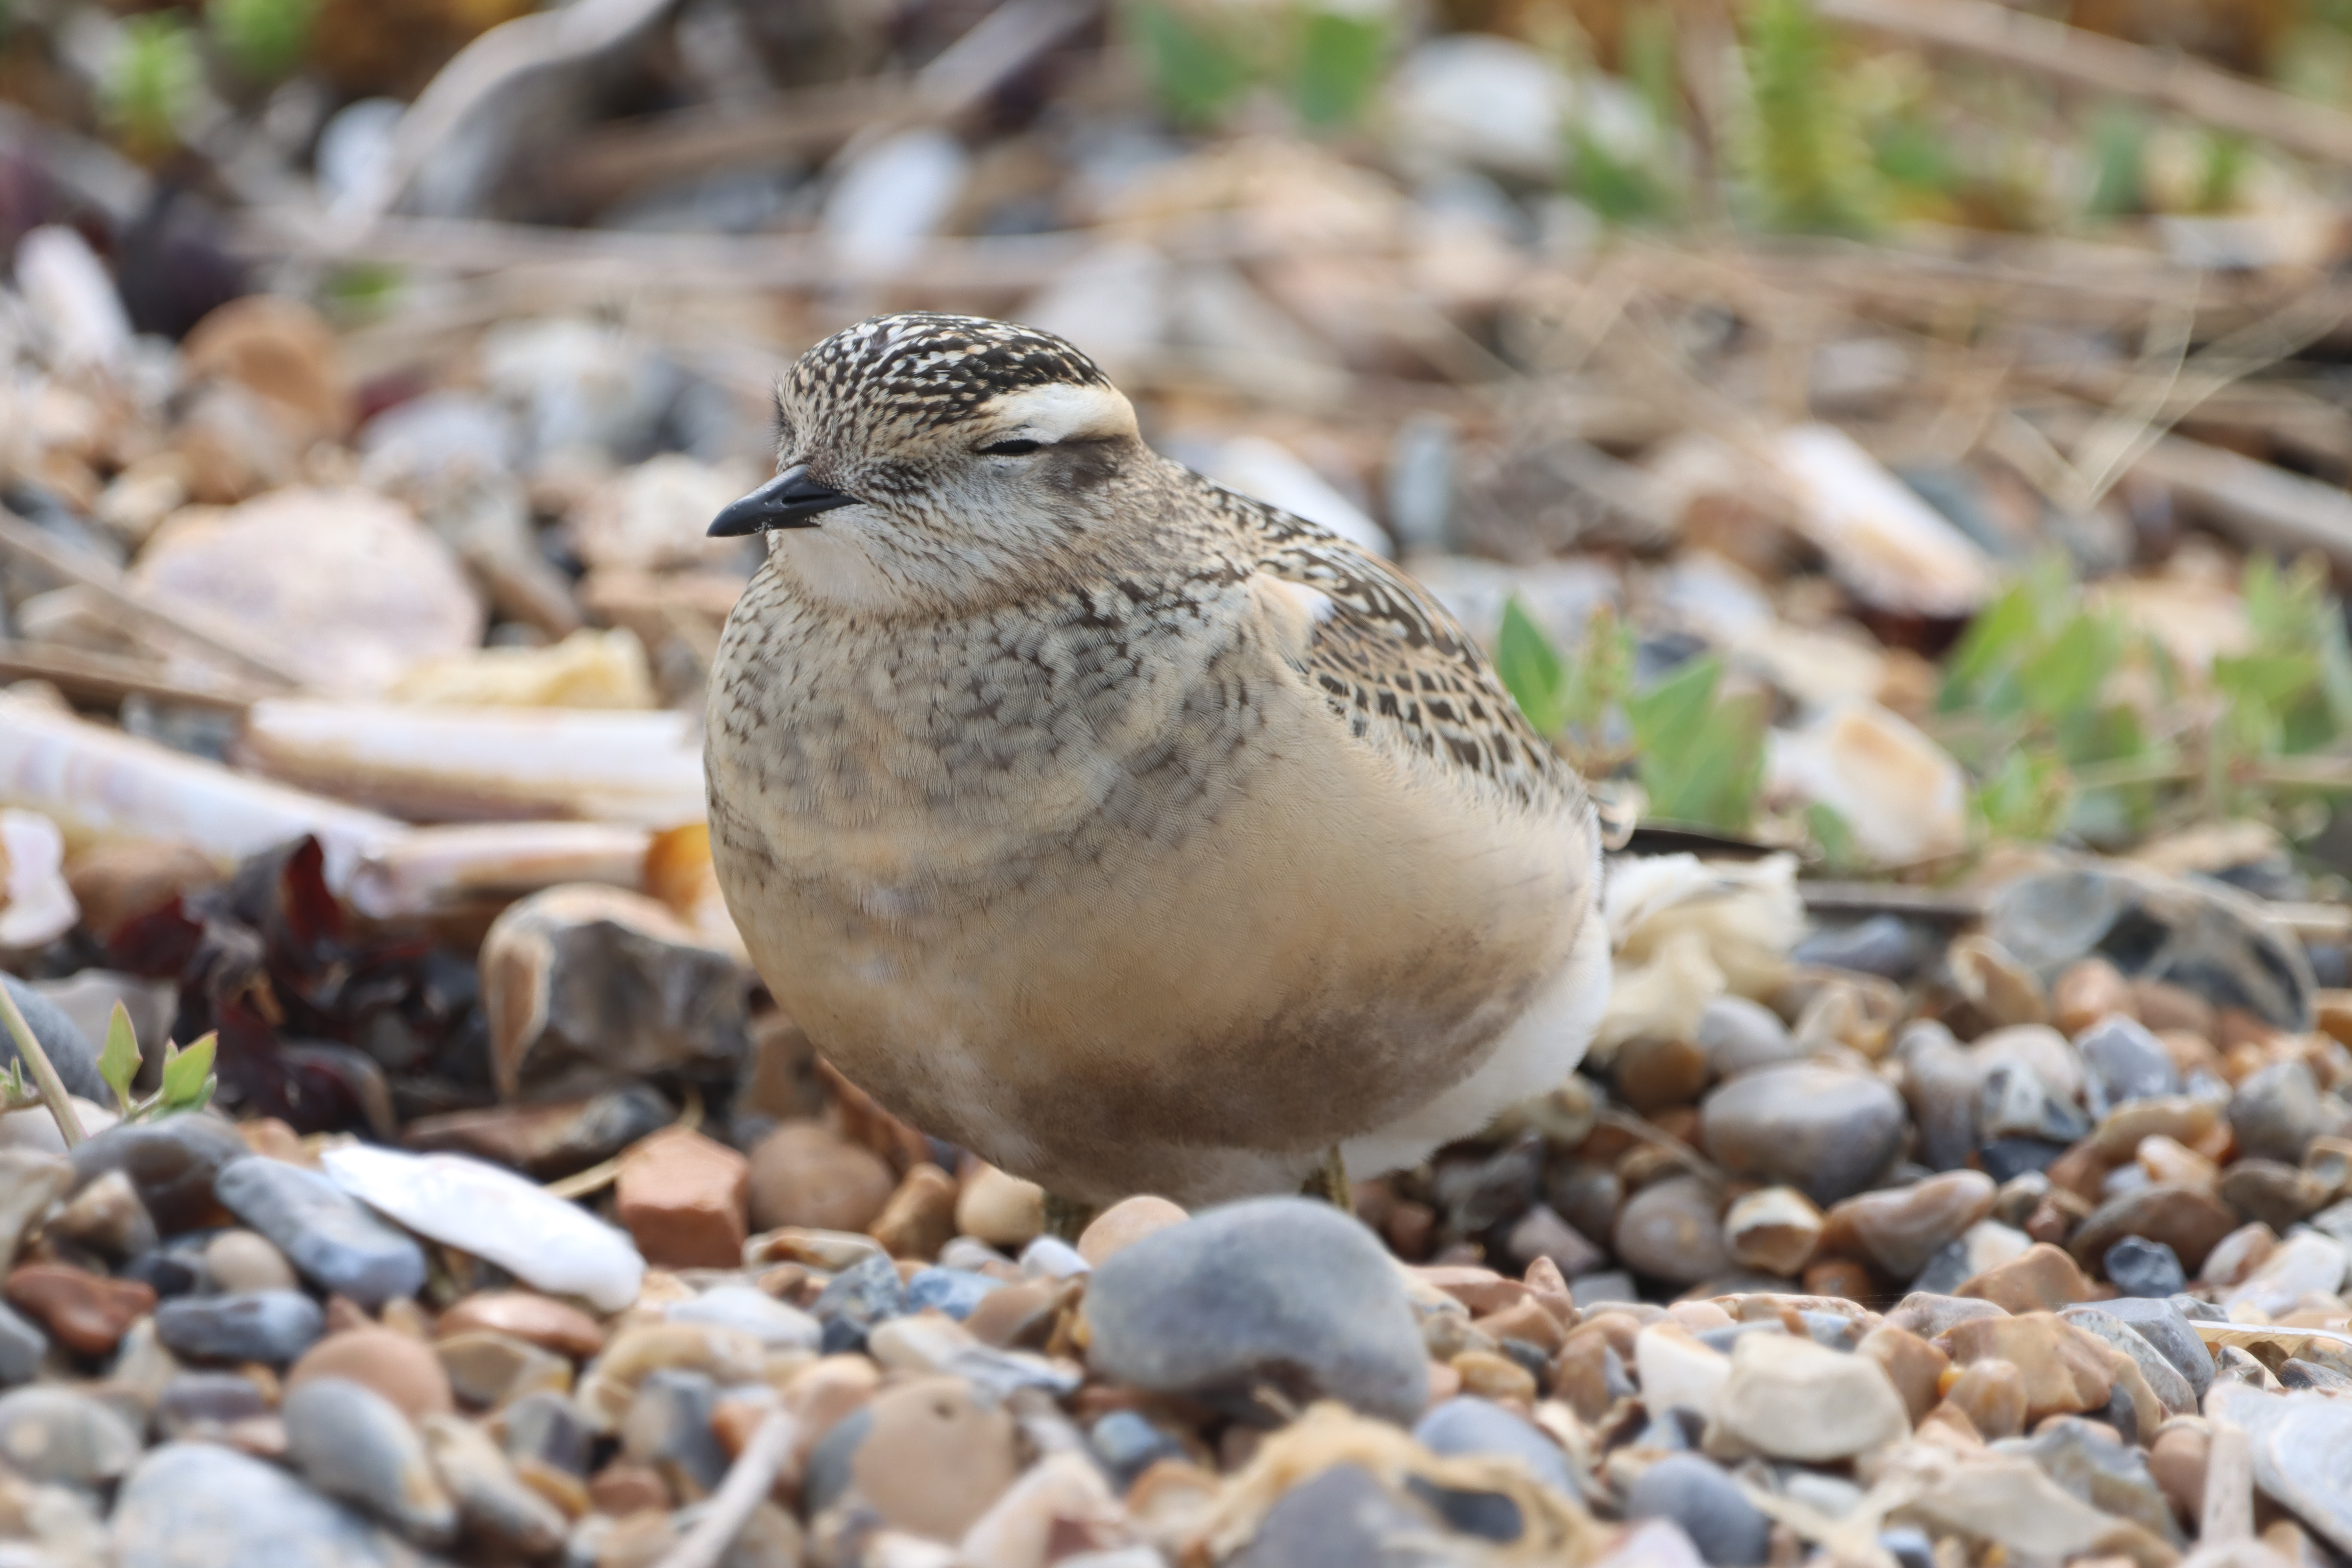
[713,312,1153,611]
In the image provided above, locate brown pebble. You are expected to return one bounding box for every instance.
[1076,1195,1188,1266]
[3,1264,155,1356]
[1450,1349,1535,1405]
[964,1280,1060,1350]
[1802,1259,1873,1300]
[2053,959,2134,1036]
[850,1376,1020,1540]
[868,1163,958,1260]
[1552,1331,1614,1423]
[286,1326,455,1421]
[746,1121,895,1235]
[2132,980,2214,1039]
[781,1354,882,1468]
[953,1163,1044,1248]
[1475,1297,1565,1356]
[1941,1358,2026,1439]
[588,1461,672,1518]
[1522,1256,1574,1324]
[1614,1035,1709,1114]
[1940,1314,2112,1425]
[1858,1324,1948,1426]
[1411,1266,1530,1317]
[614,1127,750,1270]
[436,1329,573,1408]
[436,1291,606,1359]
[1385,1200,1436,1259]
[1819,1171,1995,1279]
[1956,1242,2093,1314]
[2154,1429,2201,1523]
[2042,1142,2109,1203]
[1425,1361,1463,1405]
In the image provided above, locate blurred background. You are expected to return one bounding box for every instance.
[10,0,2352,958]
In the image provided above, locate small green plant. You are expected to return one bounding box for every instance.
[209,0,318,84]
[1,997,216,1146]
[1494,598,1765,833]
[1738,0,1876,234]
[1122,0,1391,132]
[101,11,201,161]
[2083,102,2149,219]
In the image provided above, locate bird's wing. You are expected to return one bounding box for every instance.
[1203,482,1587,816]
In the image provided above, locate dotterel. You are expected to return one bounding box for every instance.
[705,312,1607,1214]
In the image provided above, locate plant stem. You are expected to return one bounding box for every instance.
[0,982,85,1148]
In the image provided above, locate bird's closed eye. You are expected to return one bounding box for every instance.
[977,438,1044,457]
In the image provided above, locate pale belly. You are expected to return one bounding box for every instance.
[705,585,1595,1204]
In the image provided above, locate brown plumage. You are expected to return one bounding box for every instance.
[705,312,1606,1207]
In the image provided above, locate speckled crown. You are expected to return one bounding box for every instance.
[782,313,1109,434]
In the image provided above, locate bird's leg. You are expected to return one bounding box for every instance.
[1043,1192,1097,1242]
[1303,1145,1352,1210]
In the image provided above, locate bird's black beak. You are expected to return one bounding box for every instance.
[708,464,860,536]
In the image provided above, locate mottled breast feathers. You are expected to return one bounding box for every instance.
[1195,480,1585,818]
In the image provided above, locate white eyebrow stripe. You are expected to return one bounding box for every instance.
[984,383,1131,443]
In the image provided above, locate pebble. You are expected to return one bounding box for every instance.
[155,1289,323,1364]
[0,974,103,1102]
[1614,1175,1732,1285]
[4,1263,155,1355]
[1625,1453,1769,1567]
[132,487,482,696]
[905,1267,1005,1321]
[620,1368,729,1499]
[1794,914,1921,980]
[282,1376,458,1544]
[201,1229,298,1293]
[614,1126,751,1269]
[2223,1230,2348,1318]
[114,1441,408,1568]
[2057,1307,2196,1415]
[871,1163,960,1260]
[401,1084,673,1179]
[1706,1330,1910,1460]
[2199,1222,2276,1287]
[814,1250,909,1354]
[1942,1357,2027,1439]
[0,1301,44,1386]
[1941,1313,2113,1425]
[154,1370,270,1440]
[1614,1035,1710,1114]
[1225,1461,1454,1568]
[2067,1183,2237,1278]
[2102,1236,2186,1297]
[0,1386,142,1486]
[1635,1323,1730,1416]
[435,1290,606,1358]
[2011,1416,2183,1541]
[955,1164,1046,1249]
[1700,1065,1907,1204]
[216,1156,427,1308]
[288,1326,455,1421]
[1020,1236,1091,1280]
[435,1328,573,1407]
[1957,1242,2092,1313]
[1076,1196,1189,1266]
[2258,1398,2352,1557]
[667,1284,821,1350]
[69,1115,248,1234]
[2096,1297,2213,1400]
[1083,1197,1428,1424]
[748,1121,898,1236]
[0,1151,72,1268]
[1414,1396,1578,1499]
[420,1410,569,1558]
[1694,997,1803,1079]
[1977,1062,2089,1145]
[850,1375,1022,1540]
[322,1145,644,1312]
[1504,1203,1608,1278]
[46,1169,157,1259]
[2075,1014,2179,1111]
[1821,1170,1994,1280]
[2230,1060,2342,1163]
[492,1387,594,1476]
[2052,960,2133,1036]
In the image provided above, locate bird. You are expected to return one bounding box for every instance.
[704,311,1607,1220]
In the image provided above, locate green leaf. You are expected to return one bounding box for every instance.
[1495,596,1569,737]
[2083,102,2147,219]
[1628,658,1766,831]
[209,0,318,83]
[100,12,199,157]
[98,1003,141,1113]
[157,1033,217,1114]
[1291,5,1389,129]
[1123,0,1253,127]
